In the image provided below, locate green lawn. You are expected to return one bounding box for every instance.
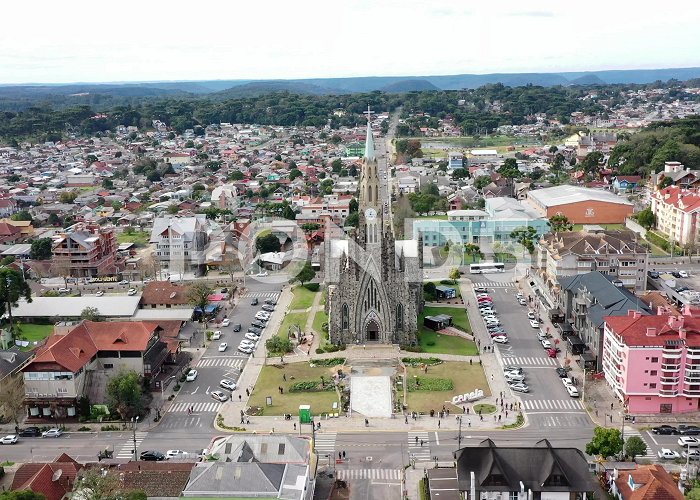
[422,306,471,333]
[403,362,489,413]
[289,286,317,310]
[416,214,448,220]
[418,306,476,355]
[15,323,54,350]
[419,135,541,148]
[247,363,341,416]
[277,312,309,339]
[572,223,626,231]
[312,309,328,335]
[116,230,151,246]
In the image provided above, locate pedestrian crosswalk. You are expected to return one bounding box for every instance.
[530,413,591,428]
[471,282,515,289]
[500,356,559,366]
[170,402,222,413]
[242,291,280,299]
[196,357,245,368]
[624,428,655,459]
[116,431,147,459]
[521,399,585,411]
[407,431,431,463]
[337,469,401,481]
[314,432,337,456]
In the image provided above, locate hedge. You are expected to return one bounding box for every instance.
[407,377,454,391]
[304,283,320,292]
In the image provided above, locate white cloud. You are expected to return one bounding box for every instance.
[0,0,698,83]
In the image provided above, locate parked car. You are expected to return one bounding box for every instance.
[58,287,71,293]
[220,379,237,391]
[251,298,259,306]
[547,348,558,358]
[248,326,263,335]
[0,434,18,444]
[683,449,700,460]
[476,293,490,299]
[671,271,682,278]
[239,339,256,348]
[509,383,529,393]
[211,331,222,340]
[218,342,228,352]
[527,311,535,320]
[19,427,41,437]
[492,336,508,344]
[504,372,525,382]
[119,279,129,285]
[648,271,660,279]
[264,299,277,306]
[529,319,540,328]
[555,367,568,378]
[518,298,527,306]
[680,270,690,278]
[221,318,230,327]
[95,290,104,297]
[561,378,574,387]
[211,391,229,402]
[256,311,271,319]
[233,323,242,332]
[503,366,523,374]
[186,370,198,382]
[166,450,189,459]
[238,345,254,354]
[245,332,260,341]
[474,287,488,293]
[516,292,524,299]
[127,288,137,296]
[140,450,165,461]
[652,425,678,435]
[679,425,700,435]
[658,448,680,460]
[251,321,265,329]
[678,436,700,448]
[490,331,507,338]
[541,340,553,349]
[565,385,579,398]
[256,271,268,277]
[261,304,275,312]
[42,428,63,438]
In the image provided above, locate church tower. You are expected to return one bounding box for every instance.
[358,106,381,246]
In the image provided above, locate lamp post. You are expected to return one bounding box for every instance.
[456,416,463,450]
[131,416,140,461]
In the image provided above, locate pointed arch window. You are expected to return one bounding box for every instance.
[342,303,349,330]
[375,185,378,203]
[368,185,373,203]
[396,303,403,330]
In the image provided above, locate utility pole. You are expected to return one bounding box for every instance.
[457,416,463,450]
[132,416,140,461]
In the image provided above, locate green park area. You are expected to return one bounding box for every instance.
[417,306,476,355]
[247,362,342,416]
[277,312,308,339]
[402,361,489,413]
[14,323,54,350]
[116,230,151,247]
[289,286,317,310]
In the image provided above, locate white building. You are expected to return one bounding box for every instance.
[150,215,210,276]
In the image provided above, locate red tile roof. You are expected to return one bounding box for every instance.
[653,186,700,213]
[12,455,83,500]
[141,281,190,306]
[605,311,700,347]
[615,464,684,500]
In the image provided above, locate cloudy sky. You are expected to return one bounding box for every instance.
[2,0,699,84]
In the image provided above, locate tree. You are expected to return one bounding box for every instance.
[30,237,53,260]
[580,151,604,173]
[423,282,436,299]
[0,492,47,500]
[658,176,673,189]
[111,200,123,211]
[10,210,32,222]
[59,191,78,203]
[0,373,25,426]
[449,268,461,284]
[293,262,316,285]
[187,282,213,311]
[349,198,359,213]
[510,226,538,254]
[636,208,656,230]
[289,168,302,181]
[585,426,623,458]
[0,268,32,332]
[106,370,143,420]
[498,158,520,180]
[452,168,468,179]
[548,214,573,232]
[474,175,491,190]
[464,243,483,262]
[256,233,281,254]
[624,436,647,460]
[345,212,359,227]
[81,307,102,321]
[48,213,61,226]
[102,178,114,189]
[167,204,179,215]
[331,158,342,173]
[229,170,244,181]
[548,145,558,153]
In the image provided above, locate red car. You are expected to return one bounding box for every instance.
[547,348,558,358]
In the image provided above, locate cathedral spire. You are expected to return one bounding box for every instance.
[363,105,375,161]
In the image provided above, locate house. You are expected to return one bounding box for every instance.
[182,435,313,499]
[0,349,33,382]
[448,151,464,170]
[527,185,634,224]
[21,320,177,419]
[210,183,240,212]
[537,230,649,292]
[150,215,210,277]
[603,305,700,413]
[612,176,641,193]
[650,185,700,246]
[453,439,596,499]
[557,271,651,371]
[0,221,23,244]
[93,461,196,499]
[51,223,118,278]
[650,161,700,189]
[11,453,83,500]
[609,464,684,500]
[140,281,192,309]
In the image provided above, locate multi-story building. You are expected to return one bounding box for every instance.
[448,151,464,170]
[298,194,353,225]
[51,223,118,278]
[150,215,210,277]
[413,197,549,249]
[650,161,700,189]
[21,320,175,420]
[538,230,649,292]
[558,271,651,371]
[603,306,700,414]
[210,183,240,212]
[650,184,700,246]
[575,132,617,159]
[527,185,634,224]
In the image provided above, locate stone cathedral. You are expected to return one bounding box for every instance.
[325,110,423,345]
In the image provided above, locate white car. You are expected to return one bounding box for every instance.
[529,319,540,328]
[492,336,508,344]
[119,279,129,285]
[0,434,18,444]
[658,448,680,460]
[518,298,527,306]
[220,379,237,391]
[485,319,500,326]
[541,339,553,349]
[211,331,222,340]
[504,372,525,382]
[679,270,690,278]
[211,391,228,402]
[221,318,230,327]
[218,342,228,352]
[245,332,260,341]
[186,370,198,382]
[95,290,105,297]
[561,378,574,387]
[565,385,579,398]
[239,339,256,348]
[58,287,71,293]
[527,311,535,320]
[255,271,269,277]
[516,292,524,299]
[683,449,700,460]
[255,312,270,321]
[678,436,700,448]
[42,428,63,438]
[166,450,189,459]
[238,345,254,354]
[127,288,137,296]
[476,293,490,299]
[509,383,529,393]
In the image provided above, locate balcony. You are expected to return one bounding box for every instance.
[662,364,681,372]
[661,376,680,384]
[685,376,700,384]
[683,389,700,398]
[659,389,679,397]
[687,351,700,360]
[662,350,682,359]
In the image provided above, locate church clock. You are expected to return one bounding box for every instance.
[365,208,377,220]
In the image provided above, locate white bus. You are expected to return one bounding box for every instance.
[469,262,505,274]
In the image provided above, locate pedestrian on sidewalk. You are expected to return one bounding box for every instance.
[342,451,346,459]
[505,411,508,418]
[294,423,297,430]
[239,394,242,401]
[405,416,408,424]
[610,402,614,410]
[283,373,286,381]
[491,374,494,381]
[438,420,441,429]
[246,388,250,397]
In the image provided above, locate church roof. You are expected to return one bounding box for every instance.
[365,115,375,161]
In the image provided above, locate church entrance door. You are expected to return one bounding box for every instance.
[366,320,379,342]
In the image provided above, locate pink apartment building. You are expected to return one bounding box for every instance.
[603,307,700,414]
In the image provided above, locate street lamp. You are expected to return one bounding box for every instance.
[456,416,463,450]
[131,416,140,461]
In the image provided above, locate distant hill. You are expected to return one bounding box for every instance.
[380,79,440,93]
[0,84,186,98]
[211,80,339,98]
[568,74,607,85]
